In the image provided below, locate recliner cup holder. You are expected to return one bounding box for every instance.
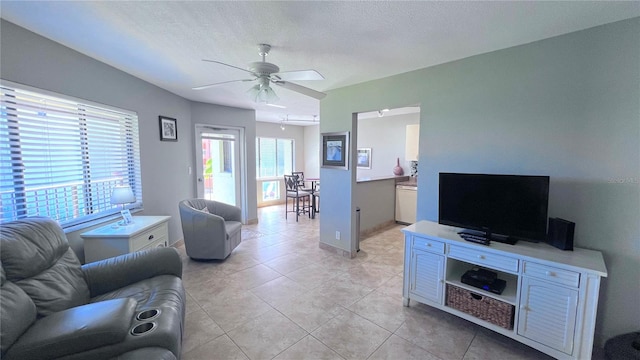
[136,308,160,321]
[131,322,156,336]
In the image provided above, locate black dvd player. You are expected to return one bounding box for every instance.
[461,270,507,295]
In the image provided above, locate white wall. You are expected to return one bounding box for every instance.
[357,113,419,178]
[320,18,640,344]
[0,19,193,262]
[304,125,320,179]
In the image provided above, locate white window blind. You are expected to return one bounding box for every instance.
[256,137,293,178]
[0,81,142,227]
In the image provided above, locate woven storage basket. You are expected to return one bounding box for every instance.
[446,284,514,329]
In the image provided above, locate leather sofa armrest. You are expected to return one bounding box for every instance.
[5,298,137,360]
[110,347,177,360]
[82,247,182,298]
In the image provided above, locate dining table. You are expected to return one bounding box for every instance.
[305,177,320,219]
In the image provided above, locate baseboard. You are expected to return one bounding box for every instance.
[319,241,356,258]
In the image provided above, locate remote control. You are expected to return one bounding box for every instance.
[460,233,490,245]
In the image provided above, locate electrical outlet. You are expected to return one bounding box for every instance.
[335,231,340,240]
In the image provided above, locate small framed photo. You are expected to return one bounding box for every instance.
[321,131,349,170]
[357,148,372,169]
[159,116,178,141]
[120,209,133,225]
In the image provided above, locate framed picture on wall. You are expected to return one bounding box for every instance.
[357,148,372,169]
[159,116,178,141]
[321,131,349,170]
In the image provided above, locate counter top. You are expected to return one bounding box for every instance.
[396,178,417,187]
[356,175,409,183]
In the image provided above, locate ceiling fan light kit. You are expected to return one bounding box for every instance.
[248,77,279,103]
[194,44,327,103]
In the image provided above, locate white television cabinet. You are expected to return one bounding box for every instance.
[402,221,607,360]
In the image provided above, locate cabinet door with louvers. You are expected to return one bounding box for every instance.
[409,250,445,304]
[518,277,579,355]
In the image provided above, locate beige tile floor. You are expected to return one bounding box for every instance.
[178,205,556,360]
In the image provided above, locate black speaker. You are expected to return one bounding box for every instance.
[547,218,575,251]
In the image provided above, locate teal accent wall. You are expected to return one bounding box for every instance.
[320,18,639,344]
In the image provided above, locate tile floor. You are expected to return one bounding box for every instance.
[177,205,556,360]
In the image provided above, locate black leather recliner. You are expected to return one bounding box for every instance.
[0,217,185,360]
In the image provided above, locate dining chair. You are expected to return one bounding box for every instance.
[292,171,313,192]
[284,174,311,221]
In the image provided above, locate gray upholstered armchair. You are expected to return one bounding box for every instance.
[178,199,242,260]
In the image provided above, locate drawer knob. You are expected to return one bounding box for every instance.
[148,235,154,241]
[545,271,555,277]
[427,243,432,247]
[477,255,485,260]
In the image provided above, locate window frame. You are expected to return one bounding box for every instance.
[256,136,294,179]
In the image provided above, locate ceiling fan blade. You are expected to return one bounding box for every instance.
[275,69,324,81]
[273,81,326,100]
[202,59,256,76]
[192,78,255,91]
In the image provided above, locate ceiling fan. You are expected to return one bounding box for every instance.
[193,44,326,102]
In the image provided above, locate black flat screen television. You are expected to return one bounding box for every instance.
[439,173,550,243]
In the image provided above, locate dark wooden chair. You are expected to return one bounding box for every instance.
[284,174,311,221]
[292,171,313,192]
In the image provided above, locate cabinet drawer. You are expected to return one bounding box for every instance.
[448,245,519,273]
[139,236,168,252]
[522,262,580,288]
[412,236,445,254]
[130,223,168,252]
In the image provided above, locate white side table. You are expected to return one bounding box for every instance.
[81,216,171,263]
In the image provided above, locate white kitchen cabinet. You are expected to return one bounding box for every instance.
[395,185,417,224]
[405,124,419,161]
[402,221,607,360]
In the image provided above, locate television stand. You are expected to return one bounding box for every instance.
[403,221,607,360]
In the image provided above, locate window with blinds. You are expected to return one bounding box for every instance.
[256,137,293,178]
[0,81,142,228]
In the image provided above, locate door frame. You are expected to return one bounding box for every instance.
[194,124,248,223]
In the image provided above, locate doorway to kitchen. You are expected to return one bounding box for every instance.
[354,105,421,237]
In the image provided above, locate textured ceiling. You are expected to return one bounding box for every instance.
[2,1,639,125]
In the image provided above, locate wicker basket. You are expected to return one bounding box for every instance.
[446,284,514,329]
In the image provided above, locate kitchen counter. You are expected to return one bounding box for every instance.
[396,178,417,187]
[355,175,408,235]
[357,175,409,183]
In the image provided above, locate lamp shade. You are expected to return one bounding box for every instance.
[110,185,136,205]
[247,78,279,103]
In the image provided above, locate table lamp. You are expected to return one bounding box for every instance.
[110,185,136,225]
